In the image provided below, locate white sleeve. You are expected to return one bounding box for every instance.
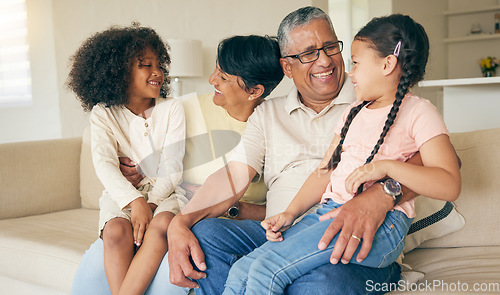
[147,99,186,207]
[229,105,265,180]
[90,107,142,209]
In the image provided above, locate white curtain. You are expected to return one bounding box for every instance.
[0,0,32,105]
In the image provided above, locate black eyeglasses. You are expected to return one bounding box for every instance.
[283,41,343,64]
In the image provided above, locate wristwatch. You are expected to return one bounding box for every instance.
[378,178,403,206]
[227,205,239,219]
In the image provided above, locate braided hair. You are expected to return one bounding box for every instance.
[326,14,429,194]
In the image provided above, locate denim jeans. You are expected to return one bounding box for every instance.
[193,211,406,295]
[222,201,412,295]
[71,238,190,295]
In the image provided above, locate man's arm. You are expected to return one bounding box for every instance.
[167,161,257,288]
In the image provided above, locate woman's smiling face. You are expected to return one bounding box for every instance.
[208,63,250,109]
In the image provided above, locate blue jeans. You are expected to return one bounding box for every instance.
[193,211,406,295]
[71,239,190,295]
[222,201,413,295]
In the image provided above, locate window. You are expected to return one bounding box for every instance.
[0,0,32,106]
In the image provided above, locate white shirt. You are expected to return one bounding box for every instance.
[230,76,356,218]
[90,97,185,209]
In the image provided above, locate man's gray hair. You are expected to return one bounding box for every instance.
[277,6,335,57]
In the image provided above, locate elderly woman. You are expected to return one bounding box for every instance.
[71,34,284,295]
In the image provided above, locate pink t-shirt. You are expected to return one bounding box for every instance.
[321,93,449,218]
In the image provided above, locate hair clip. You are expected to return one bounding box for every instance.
[393,40,402,57]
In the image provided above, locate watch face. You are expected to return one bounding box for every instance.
[385,179,402,196]
[228,206,239,217]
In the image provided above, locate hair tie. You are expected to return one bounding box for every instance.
[393,40,402,57]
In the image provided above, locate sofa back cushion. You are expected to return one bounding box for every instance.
[418,127,500,248]
[80,127,103,209]
[0,138,82,218]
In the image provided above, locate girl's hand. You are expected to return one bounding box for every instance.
[345,161,392,195]
[261,212,295,242]
[129,197,153,246]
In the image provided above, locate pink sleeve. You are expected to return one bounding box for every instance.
[410,99,449,149]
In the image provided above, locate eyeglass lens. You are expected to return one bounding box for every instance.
[299,42,342,63]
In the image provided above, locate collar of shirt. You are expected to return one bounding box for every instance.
[284,74,355,115]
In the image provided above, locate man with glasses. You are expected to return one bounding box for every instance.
[168,6,406,294]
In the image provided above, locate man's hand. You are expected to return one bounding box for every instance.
[317,184,393,264]
[119,157,144,188]
[167,217,207,288]
[129,197,153,246]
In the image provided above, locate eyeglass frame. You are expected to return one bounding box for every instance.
[282,41,344,64]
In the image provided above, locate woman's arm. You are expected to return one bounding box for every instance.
[234,202,266,221]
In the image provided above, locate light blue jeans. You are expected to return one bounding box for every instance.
[71,238,190,295]
[222,200,413,295]
[193,216,403,295]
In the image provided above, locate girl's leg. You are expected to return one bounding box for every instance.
[118,211,175,295]
[222,214,318,295]
[239,210,412,295]
[102,218,135,295]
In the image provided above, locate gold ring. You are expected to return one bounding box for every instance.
[351,234,361,242]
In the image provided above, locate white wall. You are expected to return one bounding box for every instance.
[0,0,62,144]
[1,0,312,144]
[392,0,448,112]
[54,0,313,140]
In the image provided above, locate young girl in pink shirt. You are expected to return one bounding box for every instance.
[223,14,461,295]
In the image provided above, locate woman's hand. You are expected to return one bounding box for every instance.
[345,160,393,195]
[119,157,144,188]
[129,197,153,246]
[261,212,295,242]
[179,182,201,200]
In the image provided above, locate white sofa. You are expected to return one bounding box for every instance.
[1,127,499,294]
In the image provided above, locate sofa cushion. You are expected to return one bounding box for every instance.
[418,128,500,248]
[0,138,82,218]
[403,246,500,287]
[403,198,464,253]
[80,127,104,209]
[0,208,99,293]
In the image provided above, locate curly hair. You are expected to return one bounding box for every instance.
[67,24,171,111]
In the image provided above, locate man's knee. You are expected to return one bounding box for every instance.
[286,262,401,295]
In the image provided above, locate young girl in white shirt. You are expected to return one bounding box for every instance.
[67,24,187,295]
[223,14,461,295]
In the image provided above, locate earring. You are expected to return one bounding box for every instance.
[248,96,253,101]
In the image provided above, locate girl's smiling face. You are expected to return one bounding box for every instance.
[348,40,387,103]
[128,47,165,104]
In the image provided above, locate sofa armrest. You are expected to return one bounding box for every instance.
[0,137,82,219]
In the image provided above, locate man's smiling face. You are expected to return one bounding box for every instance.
[280,19,345,105]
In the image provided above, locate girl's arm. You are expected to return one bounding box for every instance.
[346,134,461,201]
[147,100,186,206]
[90,108,144,209]
[285,134,340,216]
[262,134,340,236]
